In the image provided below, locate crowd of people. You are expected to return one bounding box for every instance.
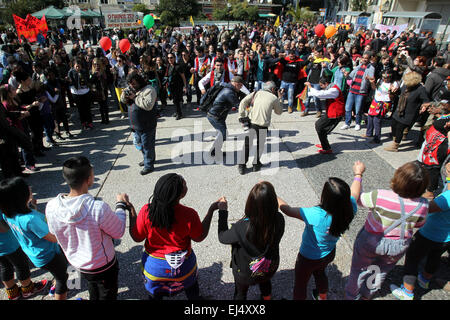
[0,15,449,301]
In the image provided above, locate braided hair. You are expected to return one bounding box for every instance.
[147,173,185,231]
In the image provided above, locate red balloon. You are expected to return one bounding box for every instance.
[315,24,326,37]
[119,39,131,54]
[99,36,112,51]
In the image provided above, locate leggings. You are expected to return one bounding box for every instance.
[0,247,31,282]
[41,251,69,295]
[403,231,450,287]
[293,249,336,300]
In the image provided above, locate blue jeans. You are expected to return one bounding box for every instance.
[280,81,296,108]
[207,115,227,151]
[304,83,324,112]
[254,80,264,92]
[135,127,156,170]
[345,92,365,126]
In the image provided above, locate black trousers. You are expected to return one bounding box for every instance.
[391,119,409,144]
[242,124,268,166]
[403,231,450,286]
[73,92,93,125]
[0,142,22,178]
[234,279,272,300]
[315,115,342,151]
[80,258,119,300]
[0,247,31,282]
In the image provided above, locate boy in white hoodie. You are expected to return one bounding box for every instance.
[45,156,133,300]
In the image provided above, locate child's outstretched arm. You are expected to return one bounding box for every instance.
[277,197,303,221]
[351,161,365,202]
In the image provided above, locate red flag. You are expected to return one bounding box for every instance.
[13,14,48,43]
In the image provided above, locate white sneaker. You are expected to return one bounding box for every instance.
[340,124,350,130]
[390,284,414,300]
[355,124,361,131]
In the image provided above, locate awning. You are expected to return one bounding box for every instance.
[336,11,371,17]
[382,11,442,20]
[31,5,66,19]
[85,9,102,18]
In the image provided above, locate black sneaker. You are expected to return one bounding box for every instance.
[140,168,154,175]
[252,164,262,172]
[138,161,144,167]
[238,164,246,175]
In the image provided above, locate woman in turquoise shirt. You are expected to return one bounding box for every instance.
[0,177,69,300]
[278,161,365,300]
[0,215,49,300]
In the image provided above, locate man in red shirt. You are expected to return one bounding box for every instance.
[305,76,345,154]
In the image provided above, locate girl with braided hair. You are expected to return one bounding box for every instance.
[130,173,219,300]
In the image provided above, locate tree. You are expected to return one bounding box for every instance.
[212,1,259,22]
[1,0,65,24]
[350,0,368,11]
[286,6,316,24]
[156,0,200,27]
[132,4,151,16]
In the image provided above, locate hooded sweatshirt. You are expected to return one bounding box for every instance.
[45,193,126,272]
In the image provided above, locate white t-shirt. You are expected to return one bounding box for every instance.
[374,81,399,102]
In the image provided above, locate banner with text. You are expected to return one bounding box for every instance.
[105,12,140,29]
[374,23,408,37]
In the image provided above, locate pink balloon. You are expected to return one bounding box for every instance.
[99,36,112,51]
[119,39,131,54]
[315,24,326,37]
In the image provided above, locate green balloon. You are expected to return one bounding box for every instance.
[143,14,154,29]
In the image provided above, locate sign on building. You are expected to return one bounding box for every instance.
[105,12,140,29]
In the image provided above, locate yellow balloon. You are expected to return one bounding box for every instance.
[324,25,337,39]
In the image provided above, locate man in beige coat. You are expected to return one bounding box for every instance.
[237,81,283,174]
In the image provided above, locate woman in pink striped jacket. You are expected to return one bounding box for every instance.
[344,161,430,300]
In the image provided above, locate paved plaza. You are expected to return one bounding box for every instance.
[1,88,449,301]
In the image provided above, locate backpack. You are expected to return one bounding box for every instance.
[235,223,278,281]
[434,77,448,102]
[198,83,224,112]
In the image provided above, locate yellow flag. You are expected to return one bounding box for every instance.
[190,16,195,27]
[274,16,280,28]
[189,74,194,86]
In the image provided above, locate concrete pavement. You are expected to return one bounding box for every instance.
[1,89,449,301]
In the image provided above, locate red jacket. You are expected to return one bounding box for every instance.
[326,85,345,119]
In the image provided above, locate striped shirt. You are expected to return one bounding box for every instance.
[359,189,428,240]
[349,64,367,95]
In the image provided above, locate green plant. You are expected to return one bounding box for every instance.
[286,5,316,24]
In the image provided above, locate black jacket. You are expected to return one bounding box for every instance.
[218,210,285,283]
[393,84,430,126]
[207,83,240,121]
